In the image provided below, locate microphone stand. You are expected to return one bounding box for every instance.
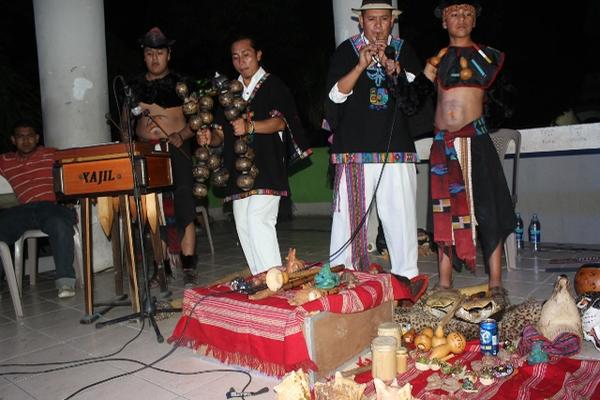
[139,109,192,162]
[95,97,180,343]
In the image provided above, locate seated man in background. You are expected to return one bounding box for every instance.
[0,119,77,298]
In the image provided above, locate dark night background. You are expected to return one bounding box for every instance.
[0,0,599,152]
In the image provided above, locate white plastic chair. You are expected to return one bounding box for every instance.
[14,228,84,289]
[0,175,83,316]
[0,241,24,317]
[196,205,215,255]
[490,128,521,271]
[0,176,23,316]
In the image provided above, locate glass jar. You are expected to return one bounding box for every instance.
[377,322,402,349]
[371,336,397,382]
[396,346,408,374]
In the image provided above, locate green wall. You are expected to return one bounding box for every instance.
[206,146,333,209]
[288,147,333,203]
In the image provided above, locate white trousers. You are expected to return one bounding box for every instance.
[330,163,418,278]
[233,195,282,275]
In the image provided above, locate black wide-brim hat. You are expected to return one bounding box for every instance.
[138,27,175,49]
[352,0,402,16]
[434,0,482,19]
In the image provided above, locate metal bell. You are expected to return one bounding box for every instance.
[175,82,189,99]
[219,92,234,108]
[207,154,222,171]
[198,111,214,126]
[236,173,255,191]
[194,146,210,162]
[193,183,208,198]
[233,138,248,155]
[212,72,229,93]
[183,99,198,115]
[228,80,244,94]
[244,147,255,161]
[188,115,203,131]
[211,168,230,187]
[235,157,252,172]
[233,97,247,112]
[205,86,218,97]
[198,95,214,111]
[224,106,241,121]
[192,165,210,181]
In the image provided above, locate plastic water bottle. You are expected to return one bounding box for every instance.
[528,214,541,251]
[515,212,524,249]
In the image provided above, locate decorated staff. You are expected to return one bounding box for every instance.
[212,72,259,192]
[177,79,225,199]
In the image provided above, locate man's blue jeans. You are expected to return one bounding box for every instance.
[0,201,76,289]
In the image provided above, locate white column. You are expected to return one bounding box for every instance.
[33,0,110,148]
[332,0,400,46]
[33,0,112,272]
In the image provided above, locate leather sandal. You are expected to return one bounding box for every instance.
[148,273,160,288]
[183,268,197,287]
[490,286,510,306]
[432,282,453,291]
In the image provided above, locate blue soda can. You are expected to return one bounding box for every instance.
[480,318,498,355]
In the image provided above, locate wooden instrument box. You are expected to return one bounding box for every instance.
[53,142,173,198]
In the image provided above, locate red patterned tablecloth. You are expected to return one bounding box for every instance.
[357,342,600,400]
[168,271,403,377]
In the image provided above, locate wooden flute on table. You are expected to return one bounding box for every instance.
[248,264,345,301]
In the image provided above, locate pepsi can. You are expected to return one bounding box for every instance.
[480,318,498,355]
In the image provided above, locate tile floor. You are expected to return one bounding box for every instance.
[0,216,599,399]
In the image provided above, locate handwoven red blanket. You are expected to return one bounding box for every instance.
[168,271,402,377]
[356,342,600,400]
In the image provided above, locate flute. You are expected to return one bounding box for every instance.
[370,35,387,66]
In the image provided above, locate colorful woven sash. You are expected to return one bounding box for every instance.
[333,163,369,270]
[430,118,487,270]
[161,191,181,254]
[519,324,581,357]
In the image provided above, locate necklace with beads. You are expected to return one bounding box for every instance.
[428,44,493,81]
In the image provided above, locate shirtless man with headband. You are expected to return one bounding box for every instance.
[425,1,515,295]
[123,27,198,286]
[395,1,515,296]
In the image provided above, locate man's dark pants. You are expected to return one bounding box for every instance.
[0,201,76,289]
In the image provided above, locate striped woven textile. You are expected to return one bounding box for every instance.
[519,324,581,357]
[168,271,404,377]
[357,341,600,400]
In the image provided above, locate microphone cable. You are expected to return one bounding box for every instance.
[309,68,405,268]
[0,290,260,400]
[61,289,258,400]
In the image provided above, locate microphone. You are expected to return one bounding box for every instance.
[384,45,398,87]
[122,78,143,116]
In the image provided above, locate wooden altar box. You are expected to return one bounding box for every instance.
[303,300,394,382]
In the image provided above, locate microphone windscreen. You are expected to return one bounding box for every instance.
[254,387,269,395]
